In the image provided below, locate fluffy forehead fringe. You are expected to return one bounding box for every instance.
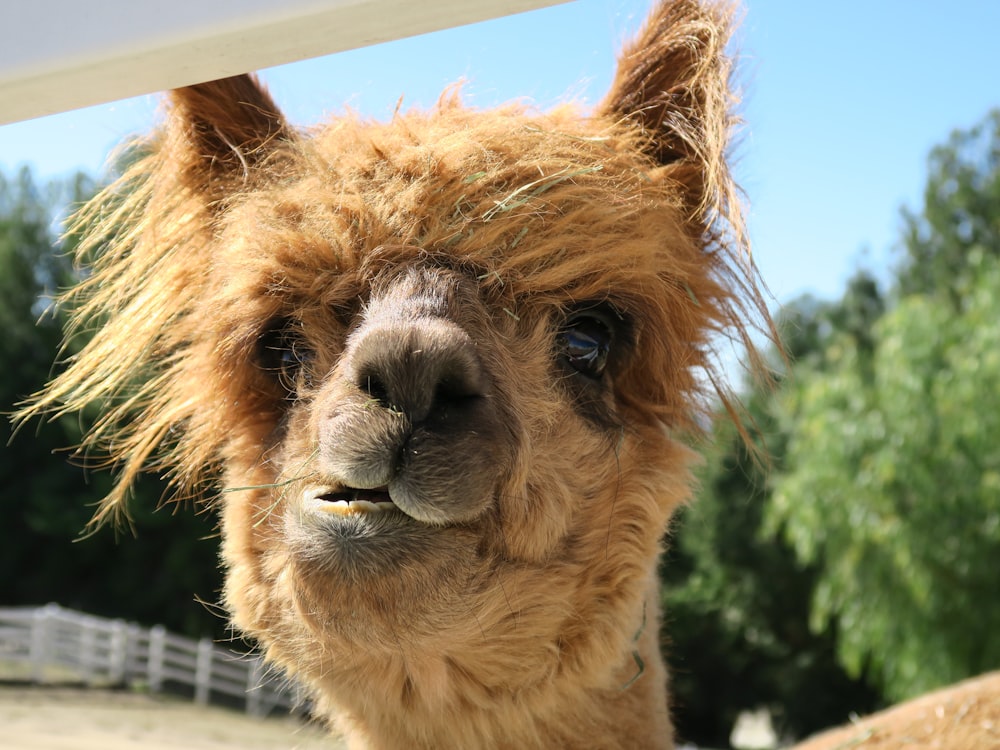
[226,103,705,297]
[217,100,757,325]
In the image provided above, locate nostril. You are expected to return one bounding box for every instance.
[434,379,465,407]
[347,321,486,423]
[432,360,482,407]
[357,370,394,410]
[425,364,485,422]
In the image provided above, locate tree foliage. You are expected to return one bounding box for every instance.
[768,110,1000,701]
[0,167,225,639]
[667,109,1000,742]
[663,303,879,746]
[770,255,1000,700]
[897,110,1000,300]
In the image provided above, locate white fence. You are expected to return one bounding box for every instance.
[0,603,305,717]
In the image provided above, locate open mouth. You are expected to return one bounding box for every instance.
[304,486,396,516]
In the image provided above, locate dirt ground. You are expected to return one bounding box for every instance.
[0,685,345,750]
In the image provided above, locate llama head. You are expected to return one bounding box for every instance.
[26,1,770,746]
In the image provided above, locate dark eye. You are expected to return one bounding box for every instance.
[258,320,315,396]
[559,309,616,379]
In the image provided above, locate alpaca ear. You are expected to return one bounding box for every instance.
[163,74,292,207]
[599,0,736,215]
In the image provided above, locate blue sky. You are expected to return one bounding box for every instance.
[2,0,998,309]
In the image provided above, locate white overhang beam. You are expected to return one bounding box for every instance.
[1,0,567,125]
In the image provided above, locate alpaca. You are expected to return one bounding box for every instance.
[21,1,1000,747]
[27,1,756,747]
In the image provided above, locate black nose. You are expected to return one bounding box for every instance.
[348,319,485,424]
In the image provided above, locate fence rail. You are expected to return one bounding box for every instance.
[0,603,304,717]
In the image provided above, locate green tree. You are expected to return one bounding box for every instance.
[1,167,224,639]
[897,110,1000,301]
[663,298,880,747]
[768,111,1000,701]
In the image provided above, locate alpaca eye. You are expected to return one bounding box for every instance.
[258,321,315,395]
[559,310,615,379]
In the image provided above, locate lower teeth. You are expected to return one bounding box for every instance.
[317,499,394,515]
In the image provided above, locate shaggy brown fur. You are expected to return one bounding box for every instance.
[791,671,1000,750]
[21,1,774,747]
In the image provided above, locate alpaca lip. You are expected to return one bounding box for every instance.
[305,486,396,516]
